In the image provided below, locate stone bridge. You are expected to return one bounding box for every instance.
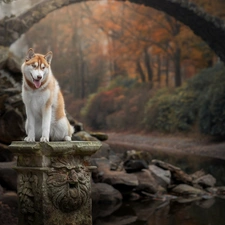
[1,0,225,62]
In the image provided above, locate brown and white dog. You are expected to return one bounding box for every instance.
[21,48,74,142]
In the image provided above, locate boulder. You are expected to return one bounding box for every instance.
[72,131,98,141]
[124,159,148,173]
[91,157,110,171]
[0,167,17,191]
[0,47,21,75]
[0,191,18,209]
[0,143,13,162]
[66,113,83,132]
[91,158,110,183]
[149,165,171,188]
[0,191,18,225]
[91,157,138,193]
[6,94,23,109]
[0,47,9,69]
[0,69,25,144]
[91,143,113,159]
[0,162,17,191]
[215,186,225,195]
[134,169,159,194]
[90,132,108,141]
[73,121,83,132]
[102,171,138,193]
[152,159,192,185]
[171,184,207,197]
[0,94,7,112]
[92,182,122,204]
[194,174,216,188]
[0,106,25,144]
[191,169,206,180]
[124,150,152,164]
[6,53,21,74]
[92,182,123,220]
[109,154,123,171]
[205,187,218,195]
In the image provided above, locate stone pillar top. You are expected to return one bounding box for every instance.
[9,141,101,225]
[9,141,102,156]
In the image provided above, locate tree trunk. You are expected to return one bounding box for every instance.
[157,55,161,87]
[80,60,86,99]
[144,47,153,86]
[174,46,182,87]
[165,56,170,87]
[136,60,146,83]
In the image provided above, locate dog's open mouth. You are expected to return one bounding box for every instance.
[30,73,41,88]
[30,73,42,88]
[33,79,41,88]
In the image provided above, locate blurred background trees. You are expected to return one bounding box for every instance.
[24,1,216,93]
[3,0,225,136]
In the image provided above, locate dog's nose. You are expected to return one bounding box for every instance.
[37,75,42,80]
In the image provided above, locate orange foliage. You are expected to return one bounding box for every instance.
[26,0,218,93]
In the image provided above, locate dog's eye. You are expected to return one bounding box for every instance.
[32,64,36,68]
[41,66,45,70]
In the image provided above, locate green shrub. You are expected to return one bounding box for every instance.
[143,62,225,135]
[143,67,212,132]
[199,63,225,136]
[108,75,137,89]
[143,89,175,131]
[81,82,152,131]
[81,87,124,129]
[81,62,225,136]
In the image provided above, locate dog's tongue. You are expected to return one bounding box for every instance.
[33,80,41,88]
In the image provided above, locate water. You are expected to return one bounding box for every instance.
[109,143,225,185]
[94,197,225,225]
[93,143,225,225]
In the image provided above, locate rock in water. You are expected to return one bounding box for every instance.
[194,174,216,188]
[149,165,171,188]
[171,184,207,197]
[124,159,149,173]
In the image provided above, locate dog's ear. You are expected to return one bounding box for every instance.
[45,51,53,64]
[26,48,35,61]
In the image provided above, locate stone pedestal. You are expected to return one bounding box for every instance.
[9,141,102,225]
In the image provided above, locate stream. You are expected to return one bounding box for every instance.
[93,142,225,225]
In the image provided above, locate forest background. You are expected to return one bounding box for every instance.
[16,0,225,138]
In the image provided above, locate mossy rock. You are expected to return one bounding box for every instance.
[89,132,108,141]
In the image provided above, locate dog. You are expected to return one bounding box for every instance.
[21,48,74,142]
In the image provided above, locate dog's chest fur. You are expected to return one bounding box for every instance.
[23,88,51,114]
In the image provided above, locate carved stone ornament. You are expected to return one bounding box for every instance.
[47,156,90,213]
[18,172,39,224]
[9,141,102,225]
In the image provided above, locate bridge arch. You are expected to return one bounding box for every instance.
[1,0,225,61]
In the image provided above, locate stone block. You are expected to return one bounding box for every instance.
[9,141,102,225]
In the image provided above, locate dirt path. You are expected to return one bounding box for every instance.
[106,132,225,160]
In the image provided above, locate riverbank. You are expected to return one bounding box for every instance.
[105,132,225,160]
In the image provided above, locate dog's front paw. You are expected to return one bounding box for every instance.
[24,136,35,142]
[40,136,49,142]
[64,136,72,141]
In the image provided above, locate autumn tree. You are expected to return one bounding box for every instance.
[84,2,214,87]
[24,0,217,93]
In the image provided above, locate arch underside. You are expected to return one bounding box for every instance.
[1,0,225,61]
